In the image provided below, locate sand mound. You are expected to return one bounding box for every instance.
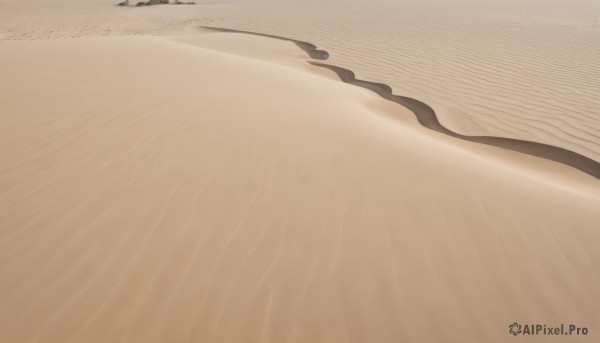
[1,31,599,342]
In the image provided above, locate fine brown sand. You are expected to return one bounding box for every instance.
[202,26,600,179]
[1,0,599,159]
[213,0,600,163]
[1,1,600,343]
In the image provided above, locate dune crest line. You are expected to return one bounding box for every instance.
[201,26,600,179]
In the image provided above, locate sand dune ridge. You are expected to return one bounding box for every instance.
[203,26,600,179]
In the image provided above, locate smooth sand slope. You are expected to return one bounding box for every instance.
[2,29,600,343]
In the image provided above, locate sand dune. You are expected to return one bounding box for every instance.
[217,0,600,162]
[1,30,600,342]
[310,61,600,179]
[202,26,600,178]
[2,0,598,161]
[1,1,600,342]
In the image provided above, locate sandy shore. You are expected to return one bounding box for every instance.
[1,1,600,342]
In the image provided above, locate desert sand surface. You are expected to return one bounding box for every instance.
[1,1,600,343]
[1,0,600,162]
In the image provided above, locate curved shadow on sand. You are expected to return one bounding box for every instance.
[201,26,600,179]
[201,26,329,60]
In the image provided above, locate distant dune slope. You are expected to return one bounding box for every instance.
[217,0,600,162]
[1,0,599,160]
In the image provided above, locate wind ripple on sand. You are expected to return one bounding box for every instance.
[212,0,600,162]
[1,23,600,343]
[202,26,600,179]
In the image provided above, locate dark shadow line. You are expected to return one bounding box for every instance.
[200,26,600,179]
[201,26,330,60]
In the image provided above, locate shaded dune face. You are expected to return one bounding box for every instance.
[1,32,600,343]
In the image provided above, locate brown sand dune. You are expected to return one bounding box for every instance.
[1,30,600,343]
[209,0,600,163]
[311,62,600,179]
[201,25,600,179]
[2,0,600,342]
[1,0,599,159]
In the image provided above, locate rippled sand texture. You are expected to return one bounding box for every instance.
[2,30,600,343]
[218,0,600,162]
[2,0,598,161]
[1,1,600,342]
